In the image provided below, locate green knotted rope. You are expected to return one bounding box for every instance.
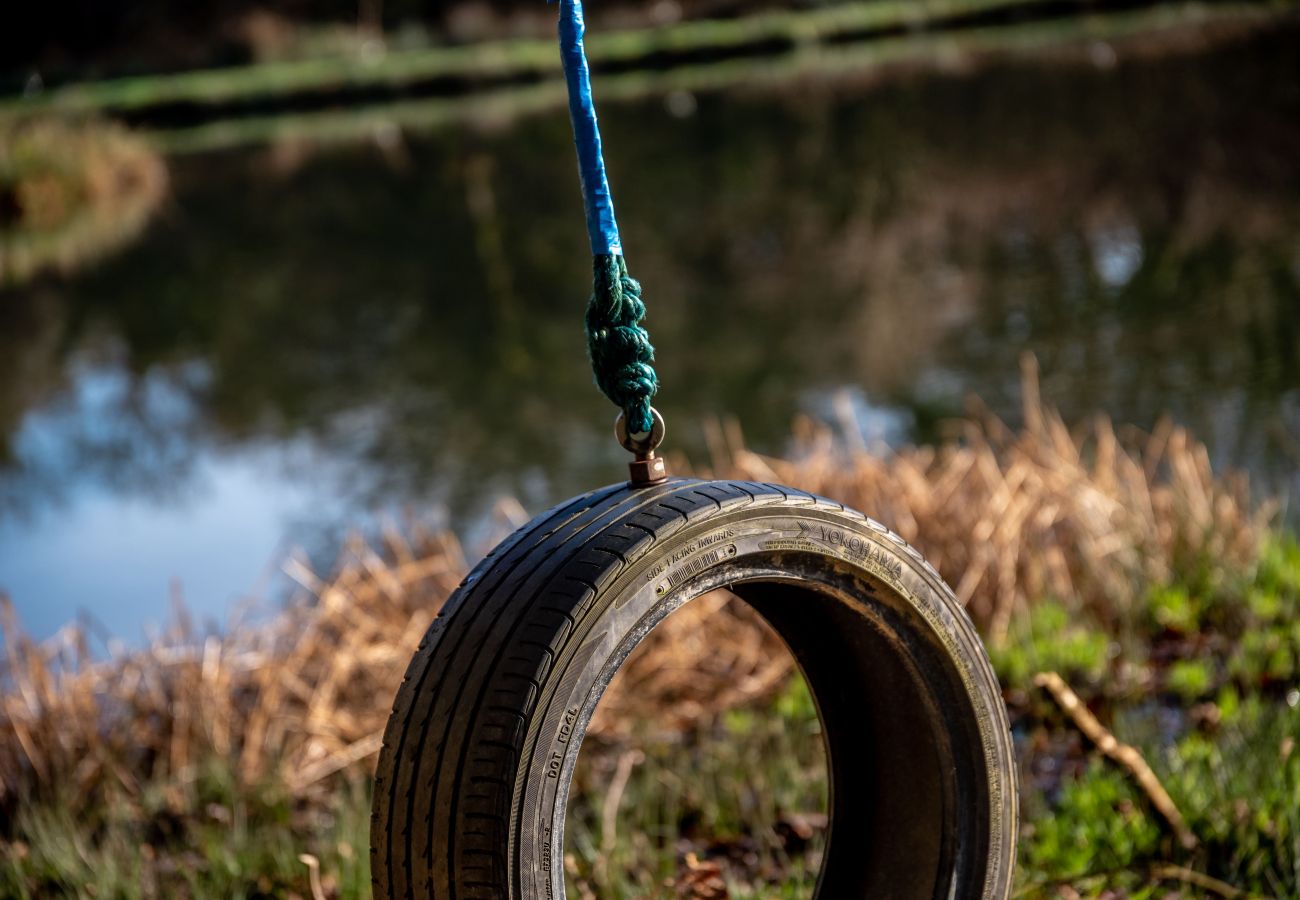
[558,0,658,435]
[585,254,657,435]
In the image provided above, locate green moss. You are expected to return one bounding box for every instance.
[1015,534,1300,893]
[1219,536,1300,686]
[1021,693,1300,895]
[1256,532,1300,598]
[1166,658,1214,701]
[1160,701,1300,891]
[1148,584,1200,633]
[989,599,1110,689]
[1232,627,1297,682]
[1022,759,1162,885]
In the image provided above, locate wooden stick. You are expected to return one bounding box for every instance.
[1034,671,1198,851]
[1150,863,1242,898]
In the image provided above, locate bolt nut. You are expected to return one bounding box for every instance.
[628,455,669,486]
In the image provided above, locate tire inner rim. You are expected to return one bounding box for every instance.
[554,550,994,899]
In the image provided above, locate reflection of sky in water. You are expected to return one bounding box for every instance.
[802,386,914,454]
[2,358,208,513]
[0,354,914,641]
[1088,221,1144,291]
[2,363,332,640]
[0,445,308,642]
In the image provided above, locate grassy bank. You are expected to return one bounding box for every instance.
[2,370,1297,897]
[150,0,1294,156]
[1,0,1068,116]
[3,0,1295,156]
[0,0,1212,117]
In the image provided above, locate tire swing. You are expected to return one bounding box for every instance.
[370,2,1018,896]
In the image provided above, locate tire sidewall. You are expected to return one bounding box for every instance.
[509,501,1017,900]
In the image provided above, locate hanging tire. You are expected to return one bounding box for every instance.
[371,478,1017,899]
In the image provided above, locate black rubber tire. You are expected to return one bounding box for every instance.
[371,478,1017,899]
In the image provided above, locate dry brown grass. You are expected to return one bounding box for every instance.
[712,356,1269,643]
[0,530,464,812]
[0,364,1270,816]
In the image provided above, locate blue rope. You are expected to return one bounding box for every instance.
[557,0,658,434]
[558,0,622,257]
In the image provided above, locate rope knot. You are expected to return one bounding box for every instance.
[585,255,658,434]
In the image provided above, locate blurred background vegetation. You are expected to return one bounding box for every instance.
[2,0,1300,896]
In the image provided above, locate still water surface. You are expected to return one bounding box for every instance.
[2,26,1298,640]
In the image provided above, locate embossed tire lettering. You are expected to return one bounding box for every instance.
[371,478,1017,899]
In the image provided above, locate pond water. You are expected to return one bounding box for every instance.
[2,24,1298,641]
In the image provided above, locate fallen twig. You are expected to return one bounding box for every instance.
[1151,863,1243,898]
[1034,670,1198,851]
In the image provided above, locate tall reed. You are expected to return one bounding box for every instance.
[0,365,1267,819]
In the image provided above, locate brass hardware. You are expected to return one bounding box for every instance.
[614,407,669,486]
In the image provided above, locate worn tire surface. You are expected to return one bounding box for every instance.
[371,478,1017,899]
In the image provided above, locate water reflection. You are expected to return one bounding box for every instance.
[1,25,1298,637]
[0,120,167,286]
